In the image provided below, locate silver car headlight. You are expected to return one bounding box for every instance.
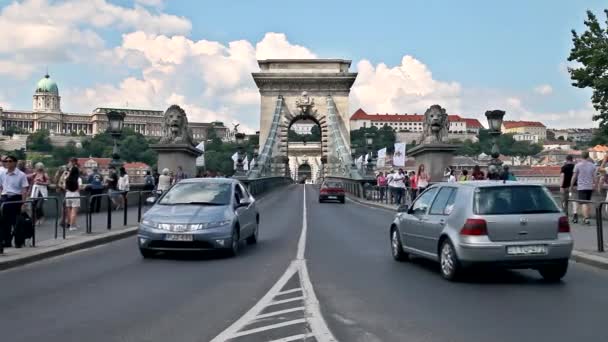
[190,220,232,230]
[141,219,158,228]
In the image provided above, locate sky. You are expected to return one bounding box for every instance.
[0,0,605,132]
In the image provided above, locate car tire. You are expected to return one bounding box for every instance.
[227,229,240,257]
[247,222,258,245]
[340,197,345,204]
[139,248,155,259]
[391,227,409,262]
[538,260,568,282]
[439,239,461,281]
[318,198,323,203]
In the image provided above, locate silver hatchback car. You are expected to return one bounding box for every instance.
[390,181,573,281]
[138,178,259,258]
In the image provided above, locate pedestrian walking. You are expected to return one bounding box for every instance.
[105,166,120,210]
[447,169,457,183]
[157,168,172,192]
[0,155,29,249]
[143,170,155,191]
[30,162,49,225]
[64,166,82,231]
[570,151,597,225]
[500,165,517,181]
[598,156,608,215]
[417,164,430,192]
[472,165,485,180]
[377,172,388,201]
[458,169,471,182]
[409,171,418,200]
[87,168,105,213]
[389,169,406,205]
[560,155,575,213]
[117,166,130,210]
[174,166,187,184]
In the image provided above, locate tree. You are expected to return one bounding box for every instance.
[546,130,556,141]
[568,10,608,128]
[350,126,396,153]
[27,129,53,152]
[3,126,26,137]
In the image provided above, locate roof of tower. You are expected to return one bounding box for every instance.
[35,74,59,95]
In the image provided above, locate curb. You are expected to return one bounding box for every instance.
[0,227,138,272]
[347,195,608,271]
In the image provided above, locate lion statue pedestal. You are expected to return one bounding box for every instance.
[407,105,461,182]
[150,105,202,178]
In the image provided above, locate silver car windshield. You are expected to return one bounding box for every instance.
[474,186,560,215]
[159,182,232,205]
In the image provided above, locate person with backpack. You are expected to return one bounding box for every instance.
[87,168,104,213]
[64,165,82,231]
[143,170,155,191]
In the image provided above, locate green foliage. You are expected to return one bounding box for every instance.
[456,129,543,157]
[350,125,396,153]
[568,9,608,127]
[287,125,321,142]
[27,129,53,152]
[2,126,26,137]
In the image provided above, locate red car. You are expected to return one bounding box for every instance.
[319,180,345,203]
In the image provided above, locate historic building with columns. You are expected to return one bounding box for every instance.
[0,74,231,142]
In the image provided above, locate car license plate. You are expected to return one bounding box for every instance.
[165,234,193,241]
[328,196,337,199]
[507,245,548,255]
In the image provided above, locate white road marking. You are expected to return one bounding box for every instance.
[255,307,305,319]
[267,333,314,342]
[210,185,338,342]
[231,319,307,338]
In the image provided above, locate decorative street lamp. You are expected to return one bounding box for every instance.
[234,132,246,176]
[106,110,125,168]
[485,110,506,180]
[365,133,375,175]
[351,145,357,168]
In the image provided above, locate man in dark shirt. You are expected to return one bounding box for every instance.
[560,155,575,213]
[106,166,120,209]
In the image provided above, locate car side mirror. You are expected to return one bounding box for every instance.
[145,196,157,205]
[237,198,250,207]
[397,204,409,213]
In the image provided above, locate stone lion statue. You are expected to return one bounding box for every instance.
[159,104,194,145]
[420,104,449,144]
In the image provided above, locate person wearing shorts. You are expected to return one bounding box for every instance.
[64,166,82,231]
[560,155,575,214]
[571,151,597,224]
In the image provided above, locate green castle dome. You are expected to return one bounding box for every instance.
[35,74,59,95]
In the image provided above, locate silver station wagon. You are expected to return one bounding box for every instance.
[389,181,573,281]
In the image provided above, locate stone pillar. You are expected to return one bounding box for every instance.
[408,144,461,183]
[150,144,203,178]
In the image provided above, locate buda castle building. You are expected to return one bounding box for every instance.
[0,74,231,142]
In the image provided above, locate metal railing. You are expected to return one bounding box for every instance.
[0,198,37,251]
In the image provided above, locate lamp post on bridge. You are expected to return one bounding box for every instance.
[234,132,246,176]
[365,133,376,176]
[106,110,125,168]
[351,145,357,168]
[485,110,506,180]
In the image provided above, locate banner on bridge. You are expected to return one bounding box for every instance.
[393,143,407,167]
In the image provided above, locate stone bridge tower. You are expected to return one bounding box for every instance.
[251,59,359,178]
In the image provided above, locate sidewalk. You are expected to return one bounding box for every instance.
[0,206,150,271]
[347,195,608,270]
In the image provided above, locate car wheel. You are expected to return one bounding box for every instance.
[227,229,240,257]
[340,197,345,204]
[391,228,409,262]
[538,260,568,282]
[439,239,461,281]
[247,222,258,245]
[139,248,155,259]
[318,198,323,203]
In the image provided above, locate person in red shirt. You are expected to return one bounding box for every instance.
[376,172,388,201]
[409,170,418,200]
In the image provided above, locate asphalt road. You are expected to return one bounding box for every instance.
[1,184,608,342]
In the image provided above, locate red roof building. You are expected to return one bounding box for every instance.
[349,108,484,134]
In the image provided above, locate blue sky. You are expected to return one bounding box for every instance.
[0,0,605,130]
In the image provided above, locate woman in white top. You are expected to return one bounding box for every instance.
[417,164,430,192]
[157,168,172,192]
[31,162,49,224]
[447,169,457,183]
[117,167,130,210]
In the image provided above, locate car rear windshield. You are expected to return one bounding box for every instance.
[323,182,343,188]
[159,182,232,205]
[474,185,560,215]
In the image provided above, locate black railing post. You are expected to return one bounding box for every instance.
[138,191,143,223]
[597,204,605,252]
[107,195,112,230]
[123,192,128,226]
[31,200,37,247]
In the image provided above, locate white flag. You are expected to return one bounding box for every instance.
[356,155,363,168]
[377,147,387,167]
[195,142,205,167]
[250,158,256,169]
[393,142,407,167]
[231,152,239,170]
[243,156,249,171]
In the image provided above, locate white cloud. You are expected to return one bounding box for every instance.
[534,84,553,95]
[255,33,316,60]
[0,0,190,77]
[135,0,165,8]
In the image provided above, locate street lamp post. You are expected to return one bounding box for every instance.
[485,110,506,180]
[251,145,259,170]
[365,133,375,175]
[234,132,246,176]
[106,110,126,168]
[351,146,357,168]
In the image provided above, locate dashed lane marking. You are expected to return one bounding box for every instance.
[210,186,337,342]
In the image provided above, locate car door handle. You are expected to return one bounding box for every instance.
[438,219,446,226]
